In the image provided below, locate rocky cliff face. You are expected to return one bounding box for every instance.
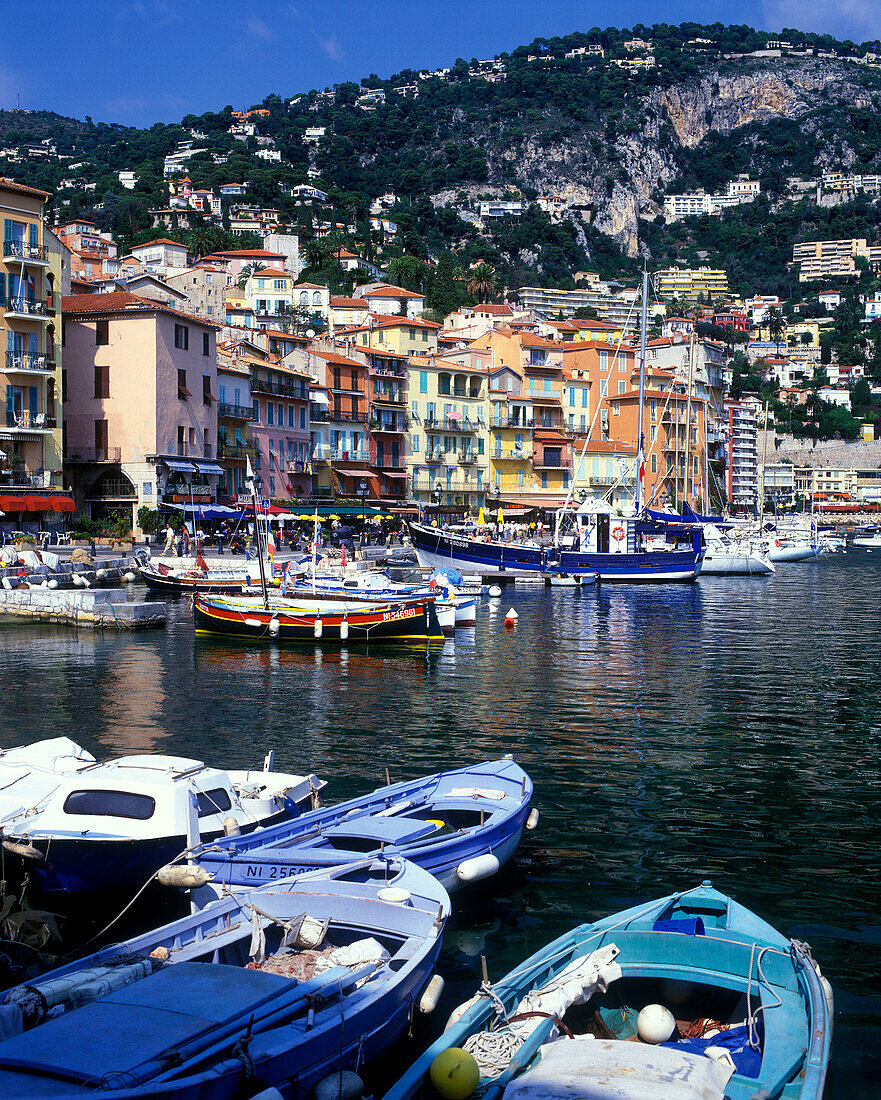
[471,57,881,259]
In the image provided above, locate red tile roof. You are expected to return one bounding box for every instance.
[209,249,286,259]
[364,284,424,299]
[310,350,365,368]
[131,237,187,250]
[0,177,51,200]
[62,291,220,328]
[330,297,369,308]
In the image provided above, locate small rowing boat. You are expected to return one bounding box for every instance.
[384,880,832,1100]
[193,593,445,644]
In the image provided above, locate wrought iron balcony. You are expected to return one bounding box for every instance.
[331,447,370,462]
[329,409,368,423]
[250,376,309,399]
[2,240,49,264]
[4,351,53,373]
[5,297,49,319]
[65,445,122,462]
[218,402,255,421]
[218,442,259,460]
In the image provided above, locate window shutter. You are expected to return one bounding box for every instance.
[29,386,38,419]
[28,223,38,247]
[0,272,5,305]
[5,388,13,424]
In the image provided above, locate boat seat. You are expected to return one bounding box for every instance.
[323,816,437,846]
[0,963,291,1084]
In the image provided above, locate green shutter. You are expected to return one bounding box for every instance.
[29,386,37,419]
[28,223,38,247]
[0,272,5,304]
[6,388,14,426]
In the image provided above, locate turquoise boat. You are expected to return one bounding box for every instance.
[384,881,832,1100]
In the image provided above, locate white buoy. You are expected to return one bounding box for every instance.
[1,576,13,589]
[456,853,500,884]
[488,585,502,597]
[339,616,349,640]
[418,974,445,1014]
[268,614,281,637]
[314,614,323,639]
[156,864,213,889]
[72,573,83,587]
[96,568,107,580]
[40,579,48,588]
[223,817,242,837]
[80,576,91,588]
[123,571,137,583]
[637,1004,676,1044]
[244,617,262,628]
[526,808,540,830]
[313,1070,364,1100]
[504,607,518,621]
[445,995,480,1032]
[48,578,58,589]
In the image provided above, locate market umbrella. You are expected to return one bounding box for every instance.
[478,507,485,525]
[497,506,504,524]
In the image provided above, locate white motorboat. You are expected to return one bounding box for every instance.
[699,525,775,576]
[765,536,823,562]
[853,526,881,549]
[0,737,324,897]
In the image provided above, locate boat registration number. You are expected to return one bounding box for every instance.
[244,863,318,879]
[382,607,417,622]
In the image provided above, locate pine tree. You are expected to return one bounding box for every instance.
[426,253,461,318]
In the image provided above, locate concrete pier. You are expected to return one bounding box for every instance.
[0,588,167,630]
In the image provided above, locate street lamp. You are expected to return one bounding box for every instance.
[358,478,368,540]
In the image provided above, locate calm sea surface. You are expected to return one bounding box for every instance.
[0,554,879,1095]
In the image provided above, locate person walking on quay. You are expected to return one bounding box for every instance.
[181,525,191,557]
[163,522,175,555]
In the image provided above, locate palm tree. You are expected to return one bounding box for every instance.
[767,308,786,356]
[385,254,427,293]
[187,227,212,259]
[467,263,497,304]
[302,238,329,271]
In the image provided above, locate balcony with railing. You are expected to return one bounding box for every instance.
[312,443,331,463]
[3,351,54,375]
[372,454,406,470]
[218,402,255,421]
[5,297,49,321]
[424,416,479,433]
[250,375,309,399]
[330,409,368,423]
[458,452,476,464]
[218,441,259,461]
[3,240,49,265]
[65,445,122,463]
[5,411,55,432]
[331,446,370,462]
[493,448,529,461]
[370,417,406,433]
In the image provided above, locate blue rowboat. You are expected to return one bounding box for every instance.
[0,857,449,1099]
[385,881,832,1100]
[190,758,534,896]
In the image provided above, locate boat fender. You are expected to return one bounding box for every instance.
[636,1004,675,1044]
[123,571,137,583]
[268,613,281,638]
[249,1090,286,1100]
[339,616,349,641]
[418,973,445,1014]
[313,1070,363,1100]
[430,1048,479,1100]
[156,864,213,889]
[96,568,107,580]
[445,995,480,1032]
[48,579,58,589]
[703,1045,736,1069]
[223,817,242,837]
[821,974,834,1013]
[314,614,323,639]
[2,839,44,862]
[1,577,15,589]
[244,618,262,628]
[488,585,502,598]
[456,853,500,884]
[526,808,540,830]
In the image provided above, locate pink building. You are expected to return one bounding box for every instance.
[247,353,312,502]
[61,292,221,531]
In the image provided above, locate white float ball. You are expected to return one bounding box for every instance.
[637,1004,675,1044]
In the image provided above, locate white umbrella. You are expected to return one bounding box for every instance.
[0,448,6,460]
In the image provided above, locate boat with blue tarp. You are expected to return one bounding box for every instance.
[384,880,831,1100]
[0,857,449,1098]
[187,757,534,896]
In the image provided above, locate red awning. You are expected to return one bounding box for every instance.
[48,495,77,512]
[0,495,27,511]
[334,467,373,477]
[22,496,53,511]
[379,471,409,479]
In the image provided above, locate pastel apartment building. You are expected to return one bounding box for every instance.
[1,178,67,514]
[792,238,881,281]
[61,292,221,531]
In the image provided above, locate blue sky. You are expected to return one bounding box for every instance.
[3,1,881,128]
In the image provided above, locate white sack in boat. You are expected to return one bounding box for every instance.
[501,1036,733,1100]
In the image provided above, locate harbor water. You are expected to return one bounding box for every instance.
[0,553,879,1095]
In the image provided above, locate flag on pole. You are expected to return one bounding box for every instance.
[246,456,255,483]
[266,524,276,559]
[340,545,347,568]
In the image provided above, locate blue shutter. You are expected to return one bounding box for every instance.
[5,331,12,354]
[3,220,13,243]
[29,386,37,419]
[5,388,13,427]
[29,333,37,358]
[0,272,5,304]
[28,223,38,247]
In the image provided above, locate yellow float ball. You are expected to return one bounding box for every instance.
[429,1047,479,1100]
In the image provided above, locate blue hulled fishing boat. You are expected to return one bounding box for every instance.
[384,881,832,1100]
[0,857,449,1099]
[188,757,534,896]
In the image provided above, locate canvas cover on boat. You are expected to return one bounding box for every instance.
[0,963,291,1082]
[501,1037,733,1100]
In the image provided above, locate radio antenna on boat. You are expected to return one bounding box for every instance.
[634,267,649,516]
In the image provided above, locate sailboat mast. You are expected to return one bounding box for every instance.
[635,269,649,514]
[248,467,270,610]
[684,334,695,507]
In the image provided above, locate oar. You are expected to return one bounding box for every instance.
[130,964,371,1087]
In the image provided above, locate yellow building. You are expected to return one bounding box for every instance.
[406,351,488,509]
[571,440,638,510]
[655,267,729,301]
[1,178,66,508]
[352,316,440,357]
[487,364,533,499]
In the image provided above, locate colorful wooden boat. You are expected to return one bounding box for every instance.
[193,593,445,644]
[0,857,449,1099]
[191,757,534,896]
[384,881,832,1100]
[140,561,251,595]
